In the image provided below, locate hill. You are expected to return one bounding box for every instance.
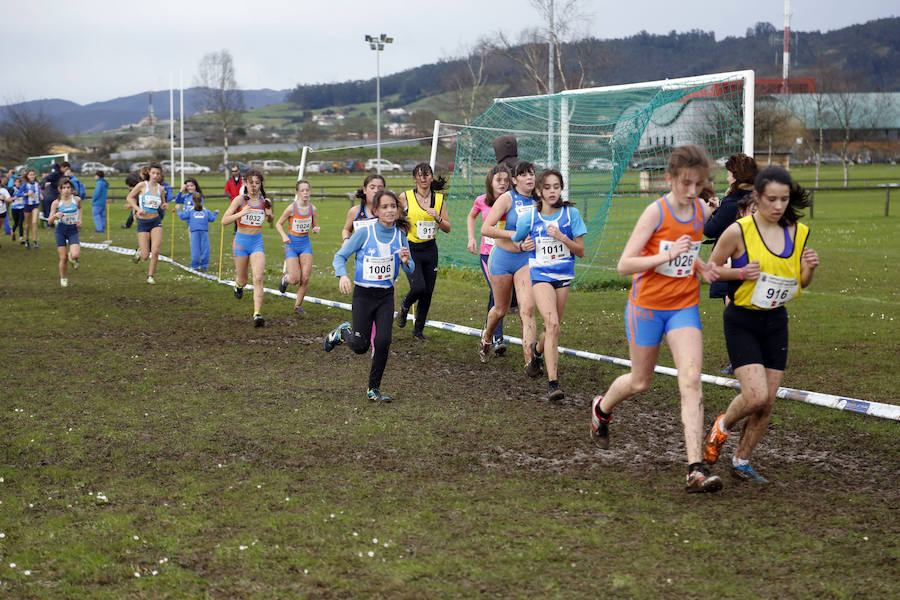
[3,88,290,134]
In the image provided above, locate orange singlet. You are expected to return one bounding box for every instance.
[629,195,705,311]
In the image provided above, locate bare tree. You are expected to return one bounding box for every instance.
[486,0,595,95]
[797,91,832,187]
[194,50,244,164]
[826,89,868,187]
[0,103,65,163]
[754,97,796,165]
[448,40,497,125]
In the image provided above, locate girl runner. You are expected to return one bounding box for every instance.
[396,163,450,341]
[341,174,384,242]
[479,161,538,373]
[276,180,320,314]
[46,178,82,287]
[511,169,586,401]
[221,169,273,327]
[702,166,818,484]
[323,190,414,403]
[9,176,26,244]
[467,165,511,356]
[125,162,168,284]
[588,144,722,494]
[14,169,41,249]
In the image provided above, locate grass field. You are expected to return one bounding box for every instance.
[1,175,898,597]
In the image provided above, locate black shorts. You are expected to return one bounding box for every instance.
[723,303,789,371]
[137,216,162,233]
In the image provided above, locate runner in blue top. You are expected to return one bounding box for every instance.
[126,162,169,284]
[479,161,539,372]
[14,168,41,249]
[511,169,586,401]
[323,190,414,403]
[47,178,82,287]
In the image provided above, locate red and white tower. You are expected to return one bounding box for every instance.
[782,0,792,93]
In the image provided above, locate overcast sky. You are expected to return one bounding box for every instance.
[2,0,896,105]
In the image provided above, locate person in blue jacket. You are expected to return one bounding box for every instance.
[323,189,414,403]
[177,192,218,270]
[174,178,201,211]
[91,171,109,233]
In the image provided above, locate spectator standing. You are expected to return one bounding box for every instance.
[91,171,109,233]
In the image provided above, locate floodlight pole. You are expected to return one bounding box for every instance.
[366,34,393,175]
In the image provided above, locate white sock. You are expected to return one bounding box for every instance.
[732,456,749,467]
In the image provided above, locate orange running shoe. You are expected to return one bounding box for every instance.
[703,414,730,464]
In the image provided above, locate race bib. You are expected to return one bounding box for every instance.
[655,240,701,278]
[353,218,376,232]
[482,235,495,247]
[534,236,571,266]
[750,272,799,308]
[362,254,394,282]
[239,208,266,227]
[291,218,311,234]
[416,220,436,240]
[515,203,532,217]
[140,194,161,211]
[60,211,78,225]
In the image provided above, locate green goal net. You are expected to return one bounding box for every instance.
[439,70,754,285]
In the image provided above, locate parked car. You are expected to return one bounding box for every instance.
[304,161,321,174]
[129,161,150,173]
[364,158,402,172]
[401,159,420,172]
[817,153,843,165]
[81,161,118,174]
[343,158,365,173]
[319,160,342,174]
[248,159,299,174]
[586,157,614,171]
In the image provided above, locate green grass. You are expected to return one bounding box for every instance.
[0,181,897,598]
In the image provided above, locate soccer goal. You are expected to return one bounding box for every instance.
[436,69,755,284]
[23,153,69,173]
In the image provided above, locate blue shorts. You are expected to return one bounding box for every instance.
[24,204,38,213]
[488,245,529,277]
[625,302,701,347]
[284,234,312,259]
[137,216,162,233]
[55,224,80,247]
[233,231,264,257]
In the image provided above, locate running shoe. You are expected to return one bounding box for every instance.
[478,335,492,363]
[720,364,734,375]
[703,414,730,465]
[253,313,265,328]
[395,303,409,328]
[493,340,507,357]
[32,240,38,248]
[412,331,427,342]
[323,321,350,352]
[25,241,30,249]
[548,381,565,403]
[233,285,243,299]
[589,395,611,449]
[279,274,288,294]
[132,249,140,263]
[685,466,723,493]
[293,306,306,315]
[60,278,68,288]
[68,256,79,269]
[731,462,769,483]
[366,388,393,403]
[147,276,156,285]
[525,341,544,378]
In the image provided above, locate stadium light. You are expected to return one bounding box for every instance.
[364,33,393,173]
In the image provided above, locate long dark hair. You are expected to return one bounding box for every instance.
[412,162,446,192]
[244,168,271,209]
[185,177,203,195]
[725,153,758,197]
[355,173,386,207]
[754,165,810,227]
[534,168,574,212]
[484,165,511,207]
[374,189,410,232]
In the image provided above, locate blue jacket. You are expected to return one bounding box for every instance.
[178,206,218,232]
[69,174,86,199]
[91,178,108,206]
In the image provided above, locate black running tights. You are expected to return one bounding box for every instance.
[345,285,395,391]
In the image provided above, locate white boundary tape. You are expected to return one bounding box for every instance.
[83,242,900,421]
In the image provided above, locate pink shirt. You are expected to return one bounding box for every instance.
[470,193,497,255]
